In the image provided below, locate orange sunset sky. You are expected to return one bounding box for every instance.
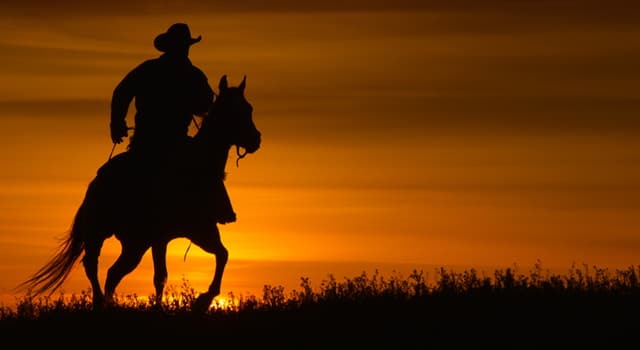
[1,0,639,308]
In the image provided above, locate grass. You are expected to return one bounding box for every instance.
[1,261,639,347]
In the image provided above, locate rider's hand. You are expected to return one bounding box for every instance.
[110,121,129,144]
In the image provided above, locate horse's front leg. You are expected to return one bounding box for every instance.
[151,241,168,307]
[104,239,149,303]
[189,224,228,313]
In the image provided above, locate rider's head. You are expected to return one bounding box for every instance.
[154,23,201,56]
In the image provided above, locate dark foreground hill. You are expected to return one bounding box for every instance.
[2,265,639,348]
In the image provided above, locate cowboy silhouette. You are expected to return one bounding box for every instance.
[107,23,236,224]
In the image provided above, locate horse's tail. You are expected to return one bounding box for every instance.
[17,194,90,297]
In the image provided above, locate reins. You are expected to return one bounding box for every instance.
[236,146,247,167]
[108,142,117,161]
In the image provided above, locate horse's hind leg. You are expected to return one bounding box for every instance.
[151,241,168,306]
[104,239,150,303]
[82,237,105,309]
[189,224,228,313]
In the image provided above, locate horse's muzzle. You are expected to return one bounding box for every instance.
[245,133,261,154]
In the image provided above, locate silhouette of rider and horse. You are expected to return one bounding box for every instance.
[19,23,262,313]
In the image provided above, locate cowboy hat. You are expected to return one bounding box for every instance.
[154,23,202,52]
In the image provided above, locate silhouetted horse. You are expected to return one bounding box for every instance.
[19,75,261,312]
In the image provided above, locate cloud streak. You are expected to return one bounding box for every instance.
[2,0,638,22]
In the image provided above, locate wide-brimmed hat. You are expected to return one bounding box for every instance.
[154,23,202,52]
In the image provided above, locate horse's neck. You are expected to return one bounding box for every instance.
[212,143,231,176]
[194,120,231,177]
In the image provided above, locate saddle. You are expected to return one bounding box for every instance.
[96,150,236,225]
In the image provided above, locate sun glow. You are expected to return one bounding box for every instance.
[211,296,237,311]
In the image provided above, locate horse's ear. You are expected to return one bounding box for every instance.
[239,75,246,92]
[219,75,228,91]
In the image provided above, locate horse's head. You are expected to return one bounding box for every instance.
[202,75,261,157]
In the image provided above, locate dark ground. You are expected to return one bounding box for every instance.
[2,295,638,348]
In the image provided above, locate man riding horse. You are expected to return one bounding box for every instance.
[107,23,235,224]
[18,24,261,311]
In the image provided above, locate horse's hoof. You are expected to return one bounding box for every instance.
[152,302,166,314]
[152,298,164,312]
[93,294,107,311]
[92,302,103,312]
[192,292,213,313]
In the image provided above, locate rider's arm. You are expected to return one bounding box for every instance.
[111,67,140,126]
[110,64,145,143]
